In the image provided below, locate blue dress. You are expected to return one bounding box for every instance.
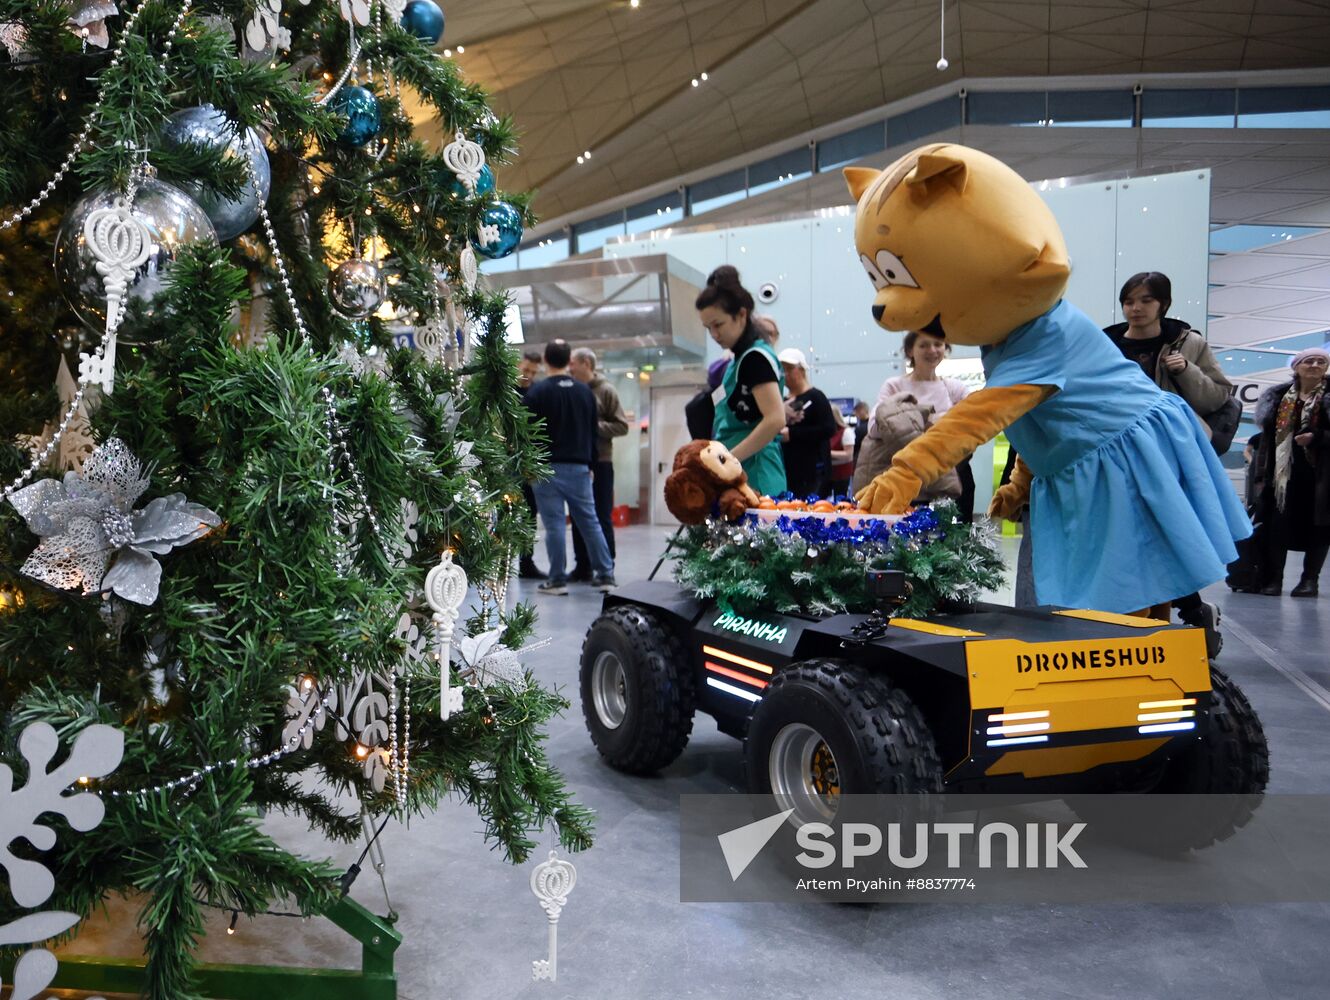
[982,301,1252,613]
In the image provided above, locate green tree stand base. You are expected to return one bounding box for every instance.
[4,898,400,1000]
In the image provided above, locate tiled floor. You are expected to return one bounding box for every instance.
[63,523,1330,1000]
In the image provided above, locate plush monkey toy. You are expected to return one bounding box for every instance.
[843,143,1250,613]
[664,440,760,525]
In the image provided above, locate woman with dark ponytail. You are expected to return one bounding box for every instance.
[695,266,788,496]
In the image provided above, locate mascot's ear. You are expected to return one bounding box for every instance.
[844,167,880,202]
[907,150,969,197]
[1021,241,1071,284]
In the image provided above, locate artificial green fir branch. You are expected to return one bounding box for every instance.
[668,501,1007,619]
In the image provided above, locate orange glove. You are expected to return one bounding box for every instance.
[855,466,922,514]
[988,454,1033,520]
[856,384,1053,514]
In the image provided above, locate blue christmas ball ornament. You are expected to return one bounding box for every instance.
[471,200,522,260]
[447,164,494,201]
[401,0,445,45]
[330,85,381,147]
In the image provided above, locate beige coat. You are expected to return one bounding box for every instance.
[587,373,629,462]
[851,393,961,501]
[1106,319,1234,419]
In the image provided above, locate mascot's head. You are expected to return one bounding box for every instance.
[674,439,745,484]
[844,143,1070,347]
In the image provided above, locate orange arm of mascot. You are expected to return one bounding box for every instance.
[843,147,1071,515]
[855,386,1052,514]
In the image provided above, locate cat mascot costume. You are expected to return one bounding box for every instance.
[845,143,1250,614]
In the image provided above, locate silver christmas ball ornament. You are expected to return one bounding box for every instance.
[328,259,385,318]
[159,105,271,241]
[54,176,218,336]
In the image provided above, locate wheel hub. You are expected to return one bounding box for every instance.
[591,650,628,729]
[769,723,841,822]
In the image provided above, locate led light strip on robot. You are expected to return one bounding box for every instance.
[986,709,1051,747]
[703,645,776,703]
[1137,697,1197,734]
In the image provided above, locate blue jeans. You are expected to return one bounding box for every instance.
[571,459,616,570]
[532,463,614,584]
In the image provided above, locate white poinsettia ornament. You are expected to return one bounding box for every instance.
[67,0,118,48]
[455,628,527,691]
[7,438,221,605]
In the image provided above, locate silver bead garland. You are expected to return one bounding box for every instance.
[102,690,334,800]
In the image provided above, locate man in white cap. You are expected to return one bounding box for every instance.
[777,347,837,497]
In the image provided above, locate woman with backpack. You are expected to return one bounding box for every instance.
[1104,271,1238,655]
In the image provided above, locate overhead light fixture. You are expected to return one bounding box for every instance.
[691,78,699,87]
[631,0,640,7]
[577,155,585,164]
[443,48,452,56]
[700,71,708,81]
[456,44,465,53]
[584,150,592,158]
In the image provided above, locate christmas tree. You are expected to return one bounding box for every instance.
[0,2,591,998]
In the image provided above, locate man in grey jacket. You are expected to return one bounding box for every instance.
[568,347,629,582]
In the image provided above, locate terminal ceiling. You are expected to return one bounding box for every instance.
[414,1,1330,221]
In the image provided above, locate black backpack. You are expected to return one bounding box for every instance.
[1203,395,1242,456]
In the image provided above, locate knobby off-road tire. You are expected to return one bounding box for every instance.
[1075,665,1270,852]
[743,660,943,826]
[580,605,696,774]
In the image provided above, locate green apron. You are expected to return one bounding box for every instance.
[713,338,787,497]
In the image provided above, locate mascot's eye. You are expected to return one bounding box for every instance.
[859,254,888,290]
[874,250,919,288]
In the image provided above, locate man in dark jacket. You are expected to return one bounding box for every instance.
[568,347,629,581]
[522,340,616,595]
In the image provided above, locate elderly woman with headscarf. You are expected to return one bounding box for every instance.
[1251,346,1330,597]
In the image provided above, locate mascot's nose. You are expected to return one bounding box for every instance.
[871,305,885,321]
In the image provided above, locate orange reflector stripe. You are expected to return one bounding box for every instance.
[705,662,769,689]
[701,645,775,674]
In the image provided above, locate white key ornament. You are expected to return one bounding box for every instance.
[530,851,577,982]
[79,196,151,394]
[442,131,486,197]
[425,551,467,720]
[458,245,478,292]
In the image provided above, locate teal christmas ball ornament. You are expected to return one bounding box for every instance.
[471,201,522,260]
[447,164,494,201]
[330,86,381,147]
[401,0,445,45]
